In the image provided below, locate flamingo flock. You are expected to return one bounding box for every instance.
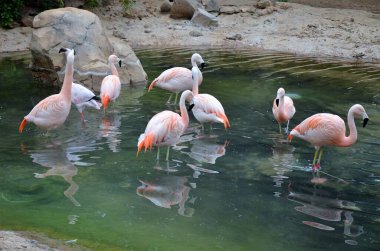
[19,49,370,180]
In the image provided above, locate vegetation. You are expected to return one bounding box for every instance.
[0,0,24,28]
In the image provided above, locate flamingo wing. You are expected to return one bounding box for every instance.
[71,83,96,104]
[193,94,231,128]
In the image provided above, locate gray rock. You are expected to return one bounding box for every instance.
[226,34,243,41]
[191,8,218,27]
[219,6,240,14]
[170,0,203,19]
[256,0,272,9]
[30,7,147,91]
[160,2,172,13]
[203,0,220,12]
[189,30,203,37]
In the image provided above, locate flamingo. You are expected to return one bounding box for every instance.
[137,90,194,161]
[189,65,230,131]
[272,87,296,134]
[71,82,101,124]
[19,48,75,133]
[100,54,122,111]
[288,104,369,171]
[148,53,205,104]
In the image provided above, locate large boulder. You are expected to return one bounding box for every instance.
[30,7,147,91]
[170,0,203,19]
[191,8,218,27]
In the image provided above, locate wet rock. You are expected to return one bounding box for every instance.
[160,1,172,13]
[191,8,218,27]
[30,7,147,90]
[170,0,202,19]
[189,30,203,37]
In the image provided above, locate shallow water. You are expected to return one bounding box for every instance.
[1,48,380,250]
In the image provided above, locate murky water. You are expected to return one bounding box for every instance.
[1,48,380,250]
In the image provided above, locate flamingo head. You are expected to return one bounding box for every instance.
[59,48,75,64]
[108,54,122,67]
[191,53,205,69]
[350,104,369,128]
[276,88,285,106]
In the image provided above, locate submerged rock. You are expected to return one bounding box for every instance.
[30,7,147,91]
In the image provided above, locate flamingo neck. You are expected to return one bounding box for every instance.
[339,108,357,147]
[60,57,74,100]
[192,67,199,96]
[110,62,119,77]
[179,94,189,129]
[279,95,285,116]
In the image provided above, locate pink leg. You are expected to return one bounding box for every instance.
[80,112,85,128]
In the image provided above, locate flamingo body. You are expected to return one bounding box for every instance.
[71,83,101,114]
[100,55,122,111]
[19,48,75,133]
[272,87,295,133]
[137,90,193,158]
[192,94,230,129]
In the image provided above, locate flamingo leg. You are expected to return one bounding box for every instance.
[156,147,160,160]
[80,112,85,128]
[316,147,324,170]
[312,147,320,172]
[166,94,173,104]
[278,123,282,134]
[210,123,213,131]
[173,93,179,105]
[286,120,290,134]
[165,146,170,161]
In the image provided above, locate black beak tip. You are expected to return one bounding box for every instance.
[119,60,122,67]
[200,62,205,69]
[73,49,76,56]
[59,48,66,53]
[275,99,279,107]
[187,104,195,112]
[363,118,369,128]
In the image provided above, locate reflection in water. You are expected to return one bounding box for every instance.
[288,185,364,245]
[99,113,122,153]
[29,144,81,207]
[136,175,195,217]
[185,136,228,164]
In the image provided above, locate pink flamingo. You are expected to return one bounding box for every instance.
[100,54,122,111]
[19,48,75,133]
[148,53,205,104]
[272,87,296,134]
[71,82,101,125]
[288,104,369,171]
[137,90,194,160]
[189,66,230,131]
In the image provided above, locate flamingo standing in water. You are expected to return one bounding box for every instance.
[148,53,205,104]
[189,66,230,131]
[288,104,369,171]
[137,90,194,161]
[272,87,296,134]
[100,54,122,111]
[19,48,75,133]
[71,82,101,125]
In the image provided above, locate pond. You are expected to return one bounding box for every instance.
[0,48,380,251]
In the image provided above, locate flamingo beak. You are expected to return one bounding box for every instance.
[187,104,195,111]
[118,60,122,67]
[200,62,205,70]
[276,99,279,107]
[287,134,293,142]
[59,48,67,53]
[363,118,369,127]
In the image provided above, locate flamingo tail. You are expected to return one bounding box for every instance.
[19,118,27,133]
[216,112,231,129]
[136,133,155,157]
[101,95,110,111]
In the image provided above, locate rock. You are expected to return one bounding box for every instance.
[189,30,203,37]
[256,0,271,9]
[226,33,243,41]
[170,0,202,19]
[0,27,32,52]
[30,7,147,90]
[219,6,240,14]
[191,8,218,27]
[202,0,220,12]
[160,2,172,13]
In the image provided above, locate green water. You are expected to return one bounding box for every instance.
[1,48,380,250]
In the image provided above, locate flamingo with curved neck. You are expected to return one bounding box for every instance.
[19,48,75,133]
[100,54,122,111]
[137,90,194,160]
[272,87,296,134]
[288,104,369,171]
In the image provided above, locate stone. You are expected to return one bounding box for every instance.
[170,0,202,19]
[189,30,203,37]
[30,7,147,91]
[256,0,272,9]
[226,33,243,41]
[202,0,220,12]
[191,8,218,27]
[219,6,240,15]
[160,2,172,13]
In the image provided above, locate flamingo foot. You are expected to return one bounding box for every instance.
[316,163,321,170]
[311,164,316,173]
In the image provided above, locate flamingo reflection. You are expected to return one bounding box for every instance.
[288,185,364,244]
[100,113,121,153]
[136,175,195,217]
[29,145,81,207]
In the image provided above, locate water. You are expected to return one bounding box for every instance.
[1,48,380,250]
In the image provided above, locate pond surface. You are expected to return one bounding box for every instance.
[1,48,380,251]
